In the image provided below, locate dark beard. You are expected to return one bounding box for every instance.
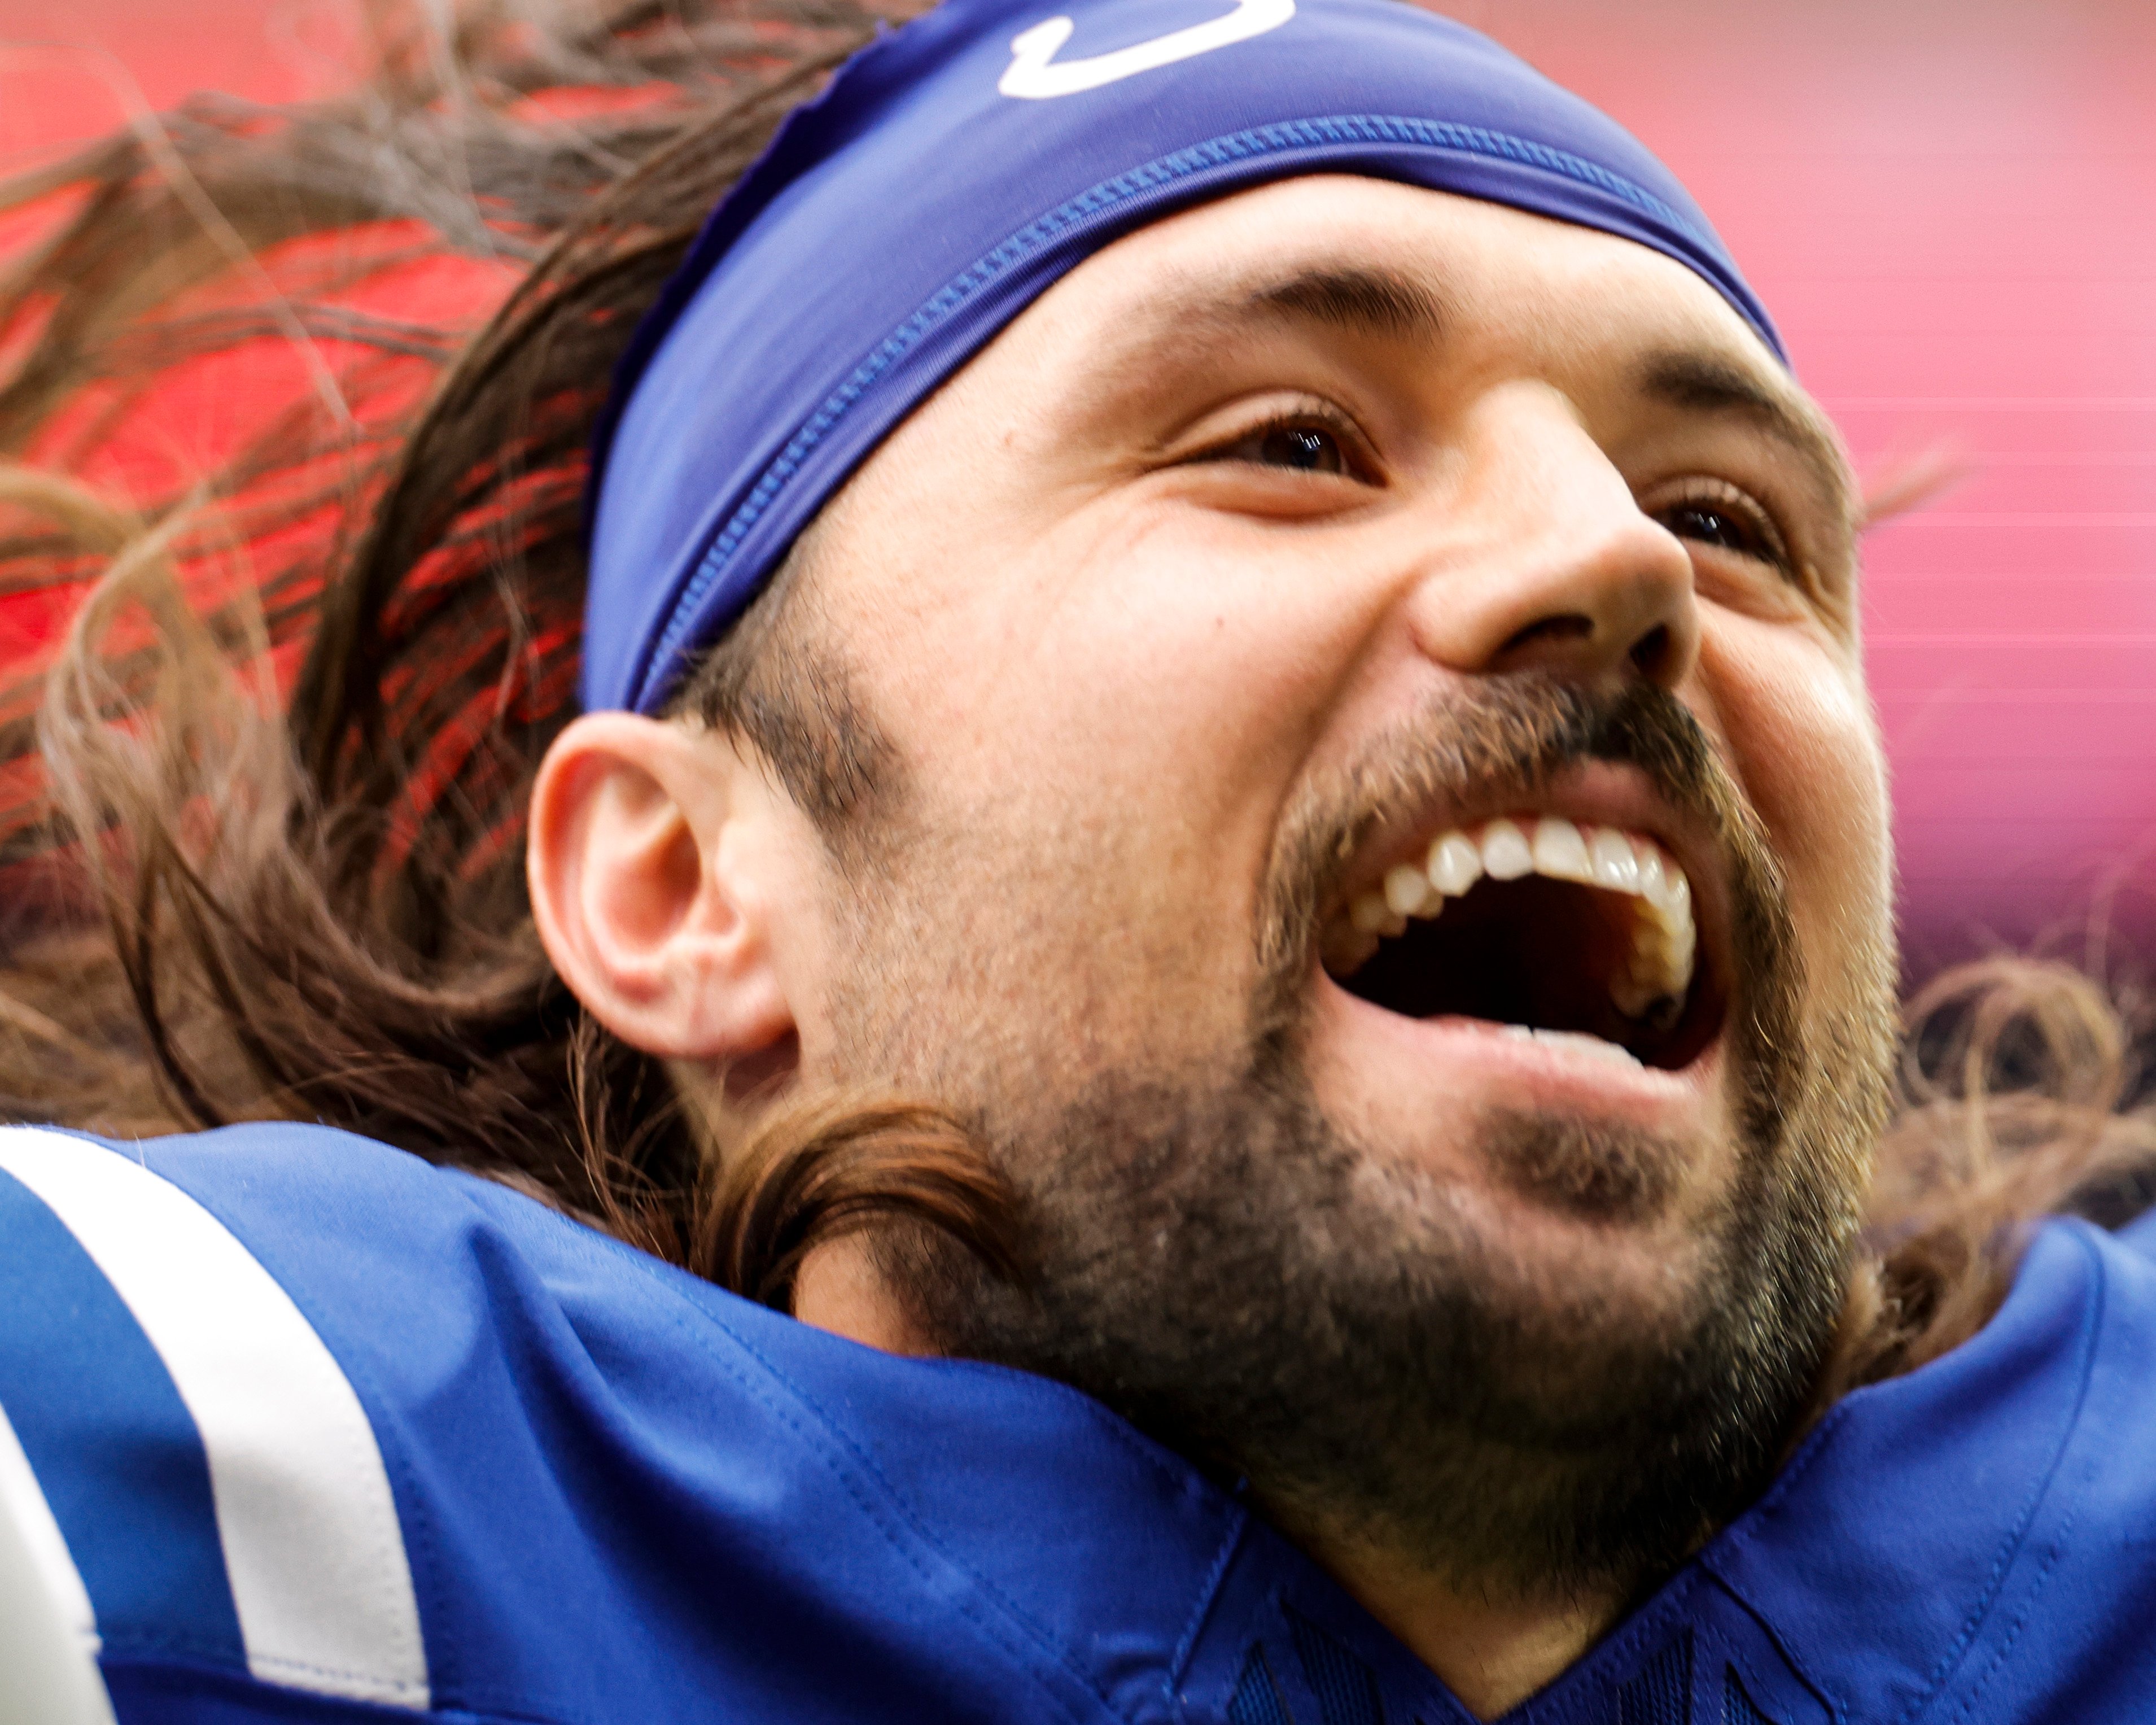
[882,677,1891,1602]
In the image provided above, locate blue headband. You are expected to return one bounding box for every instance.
[583,0,1783,714]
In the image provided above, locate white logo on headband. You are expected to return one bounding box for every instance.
[1000,0,1296,99]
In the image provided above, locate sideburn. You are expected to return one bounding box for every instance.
[670,549,906,849]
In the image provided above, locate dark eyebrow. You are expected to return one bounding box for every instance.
[1637,350,1854,521]
[1244,266,1446,346]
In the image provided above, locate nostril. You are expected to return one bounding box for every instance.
[1629,623,1674,682]
[1498,613,1594,661]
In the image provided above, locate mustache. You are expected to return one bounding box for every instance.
[1252,675,1789,1034]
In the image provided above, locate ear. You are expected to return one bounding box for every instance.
[527,713,798,1064]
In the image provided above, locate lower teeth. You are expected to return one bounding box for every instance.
[1500,1025,1645,1070]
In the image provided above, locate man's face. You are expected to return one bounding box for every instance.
[776,177,1897,1594]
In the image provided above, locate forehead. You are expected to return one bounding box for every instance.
[989,175,1845,490]
[1043,176,1767,361]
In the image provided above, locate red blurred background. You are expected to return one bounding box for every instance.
[2,0,2153,981]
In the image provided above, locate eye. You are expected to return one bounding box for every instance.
[1246,424,1348,474]
[1200,413,1365,479]
[1652,481,1791,573]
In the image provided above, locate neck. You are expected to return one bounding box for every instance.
[1280,1520,1625,1720]
[791,1242,1639,1710]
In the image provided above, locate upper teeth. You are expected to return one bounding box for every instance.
[1330,815,1698,1022]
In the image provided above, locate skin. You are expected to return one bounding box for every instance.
[528,177,1894,1717]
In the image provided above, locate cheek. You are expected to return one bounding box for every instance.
[1696,620,1894,972]
[828,509,1380,1054]
[886,512,1367,873]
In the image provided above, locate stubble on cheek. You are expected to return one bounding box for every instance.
[820,809,1248,1108]
[816,663,1900,1601]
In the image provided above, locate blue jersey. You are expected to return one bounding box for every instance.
[2,1121,2153,1725]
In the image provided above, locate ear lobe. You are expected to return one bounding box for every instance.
[527,713,797,1062]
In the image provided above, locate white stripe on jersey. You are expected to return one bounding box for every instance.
[0,1128,429,1710]
[0,1401,116,1725]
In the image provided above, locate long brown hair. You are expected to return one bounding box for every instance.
[0,0,2148,1380]
[0,0,1020,1294]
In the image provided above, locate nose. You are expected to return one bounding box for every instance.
[1401,382,1700,692]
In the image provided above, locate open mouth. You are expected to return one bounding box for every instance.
[1320,815,1724,1073]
